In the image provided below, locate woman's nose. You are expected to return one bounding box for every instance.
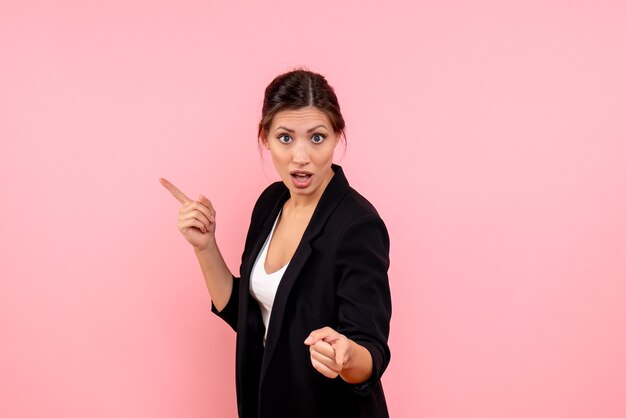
[292,141,310,164]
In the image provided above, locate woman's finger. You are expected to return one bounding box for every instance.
[310,348,341,373]
[304,326,339,345]
[311,340,335,358]
[159,178,192,204]
[179,218,208,234]
[309,346,335,365]
[180,208,211,230]
[199,195,216,222]
[310,357,339,379]
[310,340,342,373]
[180,201,214,222]
[333,339,350,367]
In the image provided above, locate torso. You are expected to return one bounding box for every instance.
[223,166,391,418]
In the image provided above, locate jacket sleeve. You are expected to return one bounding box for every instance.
[210,276,239,331]
[334,213,392,394]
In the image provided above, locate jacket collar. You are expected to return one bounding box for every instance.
[293,163,350,242]
[259,163,350,239]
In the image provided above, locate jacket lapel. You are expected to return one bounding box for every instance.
[259,164,350,386]
[234,187,290,414]
[240,190,290,288]
[237,185,290,343]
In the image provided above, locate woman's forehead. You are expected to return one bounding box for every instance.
[271,107,331,129]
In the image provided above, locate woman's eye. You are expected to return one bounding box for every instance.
[277,134,292,144]
[311,134,326,144]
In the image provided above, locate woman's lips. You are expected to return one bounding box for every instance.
[290,171,313,188]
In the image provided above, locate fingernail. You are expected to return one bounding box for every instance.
[304,336,313,344]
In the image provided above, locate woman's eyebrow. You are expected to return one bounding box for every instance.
[274,126,295,133]
[274,124,329,133]
[306,124,328,133]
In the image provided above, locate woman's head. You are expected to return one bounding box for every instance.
[259,70,345,204]
[258,69,345,140]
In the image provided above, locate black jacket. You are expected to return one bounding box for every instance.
[212,165,391,418]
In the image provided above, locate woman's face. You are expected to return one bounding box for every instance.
[262,106,340,204]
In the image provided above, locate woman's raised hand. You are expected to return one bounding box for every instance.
[159,177,216,251]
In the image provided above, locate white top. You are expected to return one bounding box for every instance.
[249,210,288,345]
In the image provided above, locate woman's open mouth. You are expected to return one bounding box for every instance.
[290,171,313,188]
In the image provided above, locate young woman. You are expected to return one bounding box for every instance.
[160,70,392,418]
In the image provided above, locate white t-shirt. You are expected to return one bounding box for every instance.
[249,210,288,345]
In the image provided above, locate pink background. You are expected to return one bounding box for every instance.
[1,1,625,417]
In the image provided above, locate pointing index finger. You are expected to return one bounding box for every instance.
[304,326,338,345]
[159,177,191,204]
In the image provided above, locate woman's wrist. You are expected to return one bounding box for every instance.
[193,238,218,254]
[339,340,373,384]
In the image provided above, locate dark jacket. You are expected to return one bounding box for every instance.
[211,164,391,418]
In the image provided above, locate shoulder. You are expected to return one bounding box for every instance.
[341,186,382,219]
[324,186,389,249]
[332,185,386,229]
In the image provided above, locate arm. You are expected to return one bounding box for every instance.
[159,178,234,312]
[305,214,392,387]
[194,239,234,312]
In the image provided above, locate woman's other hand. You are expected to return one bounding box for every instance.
[159,177,216,251]
[304,326,373,384]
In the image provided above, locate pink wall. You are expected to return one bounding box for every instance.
[1,1,625,417]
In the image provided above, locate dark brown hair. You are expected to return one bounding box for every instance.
[258,69,346,140]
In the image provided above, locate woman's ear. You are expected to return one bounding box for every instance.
[334,131,343,148]
[259,132,270,150]
[260,134,270,150]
